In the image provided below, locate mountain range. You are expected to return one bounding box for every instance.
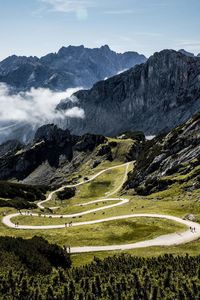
[0,45,146,91]
[1,47,200,144]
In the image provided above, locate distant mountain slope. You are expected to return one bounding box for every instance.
[58,49,200,136]
[0,45,146,91]
[178,49,200,58]
[124,113,200,195]
[178,49,195,57]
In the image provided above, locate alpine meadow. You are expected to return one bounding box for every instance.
[0,1,200,299]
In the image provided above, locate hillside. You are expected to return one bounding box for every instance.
[0,113,200,271]
[58,50,200,136]
[0,124,140,186]
[125,113,200,195]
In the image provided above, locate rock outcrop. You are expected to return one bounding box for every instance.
[124,113,200,195]
[0,125,113,186]
[0,125,73,181]
[178,49,195,57]
[74,134,107,152]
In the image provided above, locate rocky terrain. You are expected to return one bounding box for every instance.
[0,45,146,91]
[0,124,138,186]
[179,49,200,57]
[124,113,200,195]
[178,49,195,57]
[59,49,200,136]
[1,113,198,200]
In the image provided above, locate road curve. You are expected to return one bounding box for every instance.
[2,162,131,229]
[37,162,131,209]
[70,214,200,253]
[2,198,129,229]
[2,161,200,253]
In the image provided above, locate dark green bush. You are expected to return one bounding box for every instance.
[57,187,76,200]
[0,236,71,274]
[0,181,48,201]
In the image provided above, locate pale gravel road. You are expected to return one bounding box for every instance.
[37,162,131,209]
[2,161,200,253]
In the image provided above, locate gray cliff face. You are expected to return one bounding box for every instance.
[58,49,200,136]
[0,45,146,91]
[124,113,200,195]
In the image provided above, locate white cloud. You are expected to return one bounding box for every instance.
[64,106,85,118]
[0,83,85,126]
[41,0,94,20]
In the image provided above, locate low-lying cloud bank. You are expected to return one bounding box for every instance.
[0,83,85,128]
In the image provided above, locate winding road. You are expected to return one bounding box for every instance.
[2,162,200,253]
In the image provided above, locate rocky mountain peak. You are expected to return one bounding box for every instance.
[178,49,195,57]
[100,45,110,51]
[34,124,71,144]
[57,45,85,57]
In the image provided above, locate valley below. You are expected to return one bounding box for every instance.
[0,113,199,267]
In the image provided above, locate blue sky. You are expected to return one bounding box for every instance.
[0,0,200,60]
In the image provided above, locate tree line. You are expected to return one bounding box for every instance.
[0,238,200,300]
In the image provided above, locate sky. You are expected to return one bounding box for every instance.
[0,0,200,60]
